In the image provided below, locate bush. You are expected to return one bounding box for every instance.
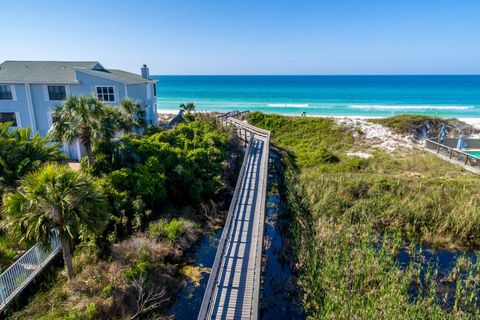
[84,303,97,319]
[102,284,113,296]
[111,236,170,265]
[149,218,194,242]
[370,114,479,138]
[162,219,185,242]
[121,261,152,281]
[90,114,232,242]
[310,147,339,164]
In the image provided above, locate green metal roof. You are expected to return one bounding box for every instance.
[0,61,152,84]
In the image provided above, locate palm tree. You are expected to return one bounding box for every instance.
[1,164,108,280]
[179,102,196,113]
[0,123,63,189]
[118,98,147,133]
[49,96,105,166]
[97,104,123,144]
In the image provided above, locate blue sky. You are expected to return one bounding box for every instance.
[2,0,480,75]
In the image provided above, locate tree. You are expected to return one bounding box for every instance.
[1,164,108,280]
[97,105,124,144]
[179,102,196,113]
[0,123,63,190]
[118,99,147,133]
[49,96,106,166]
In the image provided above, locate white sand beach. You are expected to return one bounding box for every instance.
[460,118,480,130]
[158,110,480,129]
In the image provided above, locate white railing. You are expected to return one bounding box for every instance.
[0,232,61,312]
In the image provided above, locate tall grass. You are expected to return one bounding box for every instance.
[249,112,480,318]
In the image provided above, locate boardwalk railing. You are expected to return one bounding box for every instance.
[217,110,249,123]
[425,139,480,167]
[198,116,270,320]
[226,117,270,144]
[0,232,61,312]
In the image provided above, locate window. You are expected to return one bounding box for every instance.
[48,86,66,101]
[96,86,115,102]
[153,83,157,97]
[0,85,13,100]
[0,112,17,126]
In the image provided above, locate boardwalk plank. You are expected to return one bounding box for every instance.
[198,124,269,320]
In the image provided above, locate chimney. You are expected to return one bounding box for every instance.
[141,64,150,79]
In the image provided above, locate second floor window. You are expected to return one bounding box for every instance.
[96,86,115,102]
[48,86,66,101]
[0,85,13,100]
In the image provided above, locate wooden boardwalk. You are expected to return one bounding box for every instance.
[198,117,270,320]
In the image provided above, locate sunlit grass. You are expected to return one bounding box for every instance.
[249,112,480,318]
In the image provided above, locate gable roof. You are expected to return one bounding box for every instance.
[0,61,153,84]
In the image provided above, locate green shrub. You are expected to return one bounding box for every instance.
[84,303,97,319]
[370,114,473,137]
[163,219,185,241]
[89,114,232,242]
[149,218,186,242]
[311,147,339,164]
[0,247,18,270]
[102,284,113,296]
[121,261,152,281]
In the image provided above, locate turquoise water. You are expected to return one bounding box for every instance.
[465,151,480,158]
[154,75,480,118]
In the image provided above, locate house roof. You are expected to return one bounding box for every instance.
[0,61,153,84]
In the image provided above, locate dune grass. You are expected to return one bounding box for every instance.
[249,112,480,319]
[371,114,478,137]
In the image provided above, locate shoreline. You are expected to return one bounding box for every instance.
[157,110,480,129]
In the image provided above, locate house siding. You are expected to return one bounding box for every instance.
[127,82,158,125]
[30,84,55,135]
[0,83,33,129]
[73,71,127,103]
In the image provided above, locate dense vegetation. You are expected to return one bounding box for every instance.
[1,98,239,319]
[249,112,480,319]
[371,114,479,138]
[0,124,64,267]
[0,124,63,192]
[2,164,108,280]
[50,96,147,165]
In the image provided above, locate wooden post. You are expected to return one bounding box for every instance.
[449,149,453,159]
[437,143,441,153]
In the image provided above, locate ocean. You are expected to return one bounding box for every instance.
[153,75,480,118]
